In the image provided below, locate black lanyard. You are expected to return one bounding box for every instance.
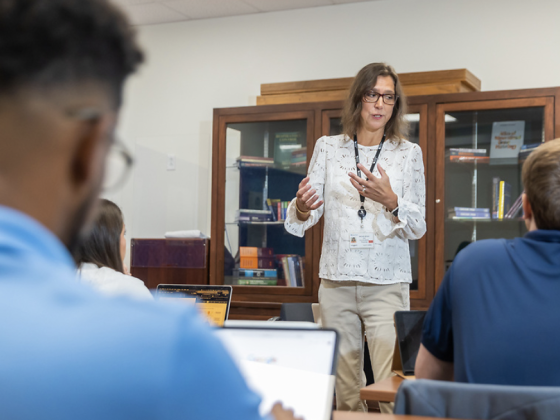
[353,133,386,222]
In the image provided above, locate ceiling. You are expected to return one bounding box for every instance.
[112,0,376,26]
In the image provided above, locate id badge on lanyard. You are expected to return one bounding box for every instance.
[350,133,385,249]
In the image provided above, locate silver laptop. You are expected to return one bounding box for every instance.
[156,284,232,327]
[215,326,338,420]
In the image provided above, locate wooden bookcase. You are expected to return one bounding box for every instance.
[211,87,560,319]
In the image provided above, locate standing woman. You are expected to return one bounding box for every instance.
[285,63,426,412]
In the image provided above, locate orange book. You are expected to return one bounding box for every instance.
[239,256,275,269]
[239,247,274,257]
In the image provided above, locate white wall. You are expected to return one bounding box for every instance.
[112,0,560,259]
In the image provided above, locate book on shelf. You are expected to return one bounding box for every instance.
[449,155,490,163]
[232,268,277,278]
[504,192,524,219]
[492,177,500,219]
[239,256,276,269]
[236,278,278,286]
[498,180,512,219]
[448,148,487,157]
[266,198,278,221]
[239,246,274,257]
[236,209,273,222]
[448,207,490,219]
[274,132,302,169]
[276,254,304,287]
[518,143,542,163]
[236,155,275,167]
[489,121,525,163]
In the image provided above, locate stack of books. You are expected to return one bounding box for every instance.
[518,143,541,163]
[290,147,307,171]
[236,155,274,168]
[448,148,489,163]
[233,268,278,286]
[448,207,490,220]
[238,246,276,270]
[236,209,273,223]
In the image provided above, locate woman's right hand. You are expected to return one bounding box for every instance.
[295,177,323,221]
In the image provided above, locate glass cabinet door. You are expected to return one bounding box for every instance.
[435,98,554,288]
[223,118,309,288]
[321,106,428,303]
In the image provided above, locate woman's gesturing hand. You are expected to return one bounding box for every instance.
[295,177,323,221]
[348,164,398,211]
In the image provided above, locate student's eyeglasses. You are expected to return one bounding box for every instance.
[66,107,134,192]
[363,91,398,105]
[103,140,134,192]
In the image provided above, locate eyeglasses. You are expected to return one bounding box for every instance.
[66,107,134,192]
[363,91,398,105]
[103,140,134,192]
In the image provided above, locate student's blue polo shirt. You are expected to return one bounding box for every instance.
[422,230,560,385]
[0,205,266,420]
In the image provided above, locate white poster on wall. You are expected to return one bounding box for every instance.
[489,121,525,161]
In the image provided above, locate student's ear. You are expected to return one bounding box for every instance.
[70,116,111,192]
[522,193,534,231]
[522,193,532,220]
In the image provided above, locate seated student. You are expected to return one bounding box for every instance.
[0,1,296,419]
[74,198,153,301]
[416,138,560,386]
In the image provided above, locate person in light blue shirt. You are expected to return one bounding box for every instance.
[0,1,295,419]
[416,138,560,385]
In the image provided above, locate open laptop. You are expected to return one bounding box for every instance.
[392,310,426,378]
[216,326,338,420]
[156,284,232,327]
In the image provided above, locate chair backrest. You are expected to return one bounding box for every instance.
[280,303,314,322]
[394,379,560,420]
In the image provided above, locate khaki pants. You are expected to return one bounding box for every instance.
[319,279,409,413]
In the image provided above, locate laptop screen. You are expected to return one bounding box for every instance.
[156,284,232,327]
[216,327,338,420]
[394,310,426,376]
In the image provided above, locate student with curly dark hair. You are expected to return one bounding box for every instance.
[0,1,296,419]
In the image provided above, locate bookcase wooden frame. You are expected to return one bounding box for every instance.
[211,87,560,319]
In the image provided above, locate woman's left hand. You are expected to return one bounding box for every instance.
[348,164,398,210]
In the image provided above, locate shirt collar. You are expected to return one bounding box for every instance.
[524,229,560,243]
[0,205,76,270]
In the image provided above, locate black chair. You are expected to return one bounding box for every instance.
[279,303,314,322]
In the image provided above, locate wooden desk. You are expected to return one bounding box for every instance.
[360,376,405,403]
[334,412,453,420]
